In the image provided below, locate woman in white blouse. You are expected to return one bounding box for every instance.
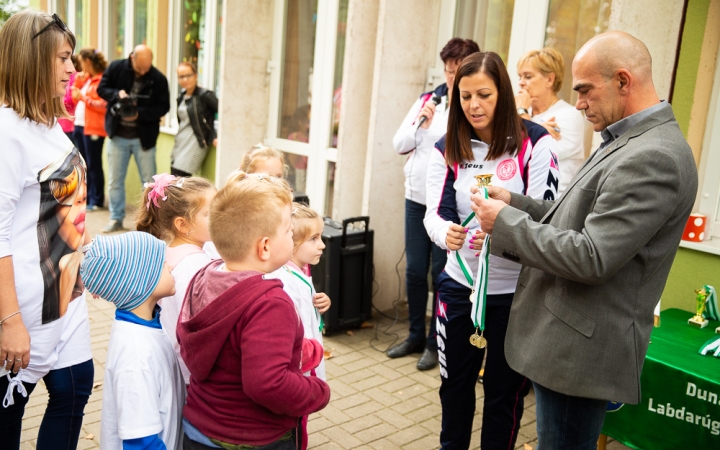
[515,47,586,194]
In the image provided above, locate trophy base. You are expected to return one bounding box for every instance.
[689,317,709,328]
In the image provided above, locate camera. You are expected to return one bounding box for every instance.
[110,94,150,118]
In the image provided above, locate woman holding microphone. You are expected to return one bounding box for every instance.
[389,38,479,370]
[424,51,559,449]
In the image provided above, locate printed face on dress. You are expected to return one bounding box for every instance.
[252,157,284,179]
[517,62,554,104]
[459,71,498,135]
[293,219,325,266]
[55,167,86,251]
[55,40,75,97]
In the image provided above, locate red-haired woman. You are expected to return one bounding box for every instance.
[388,38,479,371]
[424,52,560,449]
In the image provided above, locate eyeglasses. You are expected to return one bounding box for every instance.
[33,13,68,40]
[178,74,196,80]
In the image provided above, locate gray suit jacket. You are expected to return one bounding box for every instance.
[492,103,697,404]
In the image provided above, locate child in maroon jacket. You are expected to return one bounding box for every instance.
[177,172,329,450]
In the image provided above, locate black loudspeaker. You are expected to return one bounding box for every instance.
[293,191,310,206]
[311,216,374,334]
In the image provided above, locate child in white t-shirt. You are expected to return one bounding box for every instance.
[267,203,331,380]
[80,232,185,450]
[136,173,217,384]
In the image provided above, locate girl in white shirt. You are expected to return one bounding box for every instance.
[136,174,216,384]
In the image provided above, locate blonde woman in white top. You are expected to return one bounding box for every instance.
[515,47,586,194]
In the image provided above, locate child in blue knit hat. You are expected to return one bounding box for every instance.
[80,231,185,450]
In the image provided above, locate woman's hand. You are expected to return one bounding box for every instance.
[445,223,467,251]
[313,292,331,314]
[418,101,437,129]
[469,230,485,254]
[1,314,30,374]
[71,86,81,102]
[541,117,561,140]
[515,89,532,111]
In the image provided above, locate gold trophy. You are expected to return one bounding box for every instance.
[475,174,493,189]
[689,287,710,328]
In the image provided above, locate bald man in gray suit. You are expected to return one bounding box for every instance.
[469,31,698,449]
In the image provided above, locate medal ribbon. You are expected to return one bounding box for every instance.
[470,188,490,331]
[449,189,490,331]
[290,269,325,332]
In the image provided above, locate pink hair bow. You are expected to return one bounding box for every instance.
[145,173,177,210]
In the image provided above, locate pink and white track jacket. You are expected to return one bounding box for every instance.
[424,120,560,294]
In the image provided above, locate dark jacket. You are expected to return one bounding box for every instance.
[97,58,170,150]
[177,87,218,148]
[178,260,330,446]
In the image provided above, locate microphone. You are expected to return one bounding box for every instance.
[417,94,442,128]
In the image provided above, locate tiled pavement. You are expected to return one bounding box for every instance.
[20,209,630,449]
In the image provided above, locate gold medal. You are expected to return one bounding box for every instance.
[470,328,480,346]
[475,335,487,349]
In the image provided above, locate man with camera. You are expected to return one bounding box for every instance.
[98,44,170,233]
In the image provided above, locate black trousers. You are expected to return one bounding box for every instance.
[436,272,531,449]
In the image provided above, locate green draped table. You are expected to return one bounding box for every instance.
[602,308,720,449]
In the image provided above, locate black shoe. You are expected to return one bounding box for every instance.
[417,348,438,370]
[386,339,425,358]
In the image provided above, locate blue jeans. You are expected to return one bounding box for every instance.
[108,136,157,221]
[0,359,94,450]
[533,382,608,450]
[405,199,447,349]
[83,134,106,208]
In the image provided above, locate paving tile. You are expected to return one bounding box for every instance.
[321,426,363,449]
[386,426,430,446]
[339,413,383,434]
[354,423,398,444]
[368,438,404,450]
[373,408,415,430]
[343,400,384,419]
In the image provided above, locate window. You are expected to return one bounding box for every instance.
[544,0,612,104]
[697,48,720,241]
[267,0,348,213]
[454,0,516,62]
[107,0,126,61]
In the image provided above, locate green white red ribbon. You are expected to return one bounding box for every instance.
[451,187,490,331]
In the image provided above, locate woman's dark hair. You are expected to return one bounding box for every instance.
[445,52,525,165]
[440,38,481,65]
[79,48,108,74]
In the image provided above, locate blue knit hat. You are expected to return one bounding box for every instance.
[80,232,166,311]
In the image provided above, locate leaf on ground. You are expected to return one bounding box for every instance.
[92,382,102,389]
[360,321,374,328]
[346,330,354,336]
[523,443,533,450]
[84,434,94,440]
[323,349,333,360]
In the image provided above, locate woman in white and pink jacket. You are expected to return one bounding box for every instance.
[424,51,559,450]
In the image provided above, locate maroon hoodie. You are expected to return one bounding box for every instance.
[178,260,330,446]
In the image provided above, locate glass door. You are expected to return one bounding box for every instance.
[267,0,347,216]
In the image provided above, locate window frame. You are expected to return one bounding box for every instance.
[693,39,720,244]
[100,0,223,134]
[265,0,342,214]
